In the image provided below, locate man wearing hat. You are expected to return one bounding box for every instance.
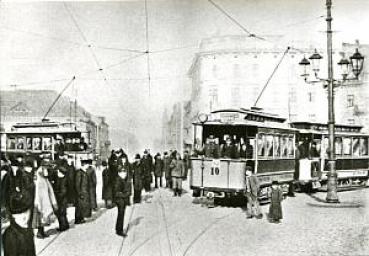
[75,159,92,224]
[163,152,172,188]
[132,154,144,203]
[154,153,164,188]
[141,150,153,192]
[51,161,70,232]
[3,153,36,255]
[114,165,131,237]
[86,159,98,211]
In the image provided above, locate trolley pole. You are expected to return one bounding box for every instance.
[325,0,339,203]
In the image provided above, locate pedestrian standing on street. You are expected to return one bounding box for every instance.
[32,157,58,239]
[170,152,185,197]
[142,150,153,193]
[268,180,284,223]
[163,152,172,188]
[102,160,113,208]
[3,157,36,256]
[245,167,262,219]
[114,166,132,237]
[132,154,144,203]
[86,159,98,211]
[66,155,77,206]
[183,150,190,181]
[154,153,164,188]
[75,159,92,224]
[51,162,70,232]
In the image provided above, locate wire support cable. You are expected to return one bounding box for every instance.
[253,47,290,107]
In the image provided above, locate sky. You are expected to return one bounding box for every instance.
[0,0,368,150]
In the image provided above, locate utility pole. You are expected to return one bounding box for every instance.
[325,0,339,203]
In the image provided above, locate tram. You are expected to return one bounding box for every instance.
[292,122,369,191]
[190,108,297,201]
[1,121,94,162]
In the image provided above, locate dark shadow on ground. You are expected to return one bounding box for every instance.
[306,193,364,208]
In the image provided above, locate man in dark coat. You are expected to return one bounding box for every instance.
[221,137,237,159]
[86,160,98,211]
[102,160,113,208]
[114,166,132,237]
[66,155,77,205]
[3,157,36,256]
[75,160,91,224]
[141,150,153,192]
[51,163,70,232]
[182,150,191,179]
[163,152,172,188]
[154,153,164,188]
[132,154,144,203]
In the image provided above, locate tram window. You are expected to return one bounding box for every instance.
[8,138,16,150]
[16,137,25,150]
[33,137,41,151]
[265,135,273,157]
[360,138,368,156]
[257,134,265,157]
[288,136,294,157]
[280,136,288,157]
[335,137,343,156]
[273,136,280,157]
[26,137,32,150]
[43,137,52,151]
[353,138,360,156]
[343,137,352,155]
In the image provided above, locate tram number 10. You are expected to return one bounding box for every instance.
[210,167,220,175]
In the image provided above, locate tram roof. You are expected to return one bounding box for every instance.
[291,122,365,135]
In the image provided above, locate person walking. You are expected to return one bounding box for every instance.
[102,160,113,208]
[170,152,185,197]
[75,159,92,224]
[268,180,284,223]
[154,153,164,188]
[182,150,190,180]
[114,166,131,237]
[245,167,262,219]
[132,154,144,204]
[163,152,172,188]
[66,155,77,206]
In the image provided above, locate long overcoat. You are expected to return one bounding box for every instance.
[154,158,163,177]
[141,156,153,183]
[114,175,132,206]
[163,157,171,179]
[269,187,284,220]
[66,164,77,205]
[170,159,185,178]
[75,169,92,218]
[86,166,97,209]
[132,162,144,190]
[102,167,113,201]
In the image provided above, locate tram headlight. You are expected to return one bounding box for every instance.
[198,113,208,123]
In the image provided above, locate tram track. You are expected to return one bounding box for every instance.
[117,203,136,256]
[157,189,174,256]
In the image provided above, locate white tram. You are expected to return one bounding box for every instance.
[190,108,297,200]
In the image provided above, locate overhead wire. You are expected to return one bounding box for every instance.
[144,0,151,96]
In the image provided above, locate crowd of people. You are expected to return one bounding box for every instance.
[0,147,191,256]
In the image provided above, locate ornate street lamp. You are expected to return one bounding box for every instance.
[299,0,365,203]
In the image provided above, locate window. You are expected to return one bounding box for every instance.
[273,136,280,157]
[43,137,52,151]
[347,95,354,107]
[209,88,218,111]
[335,137,343,155]
[257,134,265,157]
[33,137,41,151]
[343,137,352,155]
[360,138,368,156]
[280,136,289,157]
[16,137,25,150]
[353,138,360,156]
[7,138,16,150]
[26,138,32,150]
[212,64,218,78]
[288,136,295,157]
[265,135,274,157]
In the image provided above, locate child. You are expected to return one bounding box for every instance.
[268,180,284,223]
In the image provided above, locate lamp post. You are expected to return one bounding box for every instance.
[299,0,364,203]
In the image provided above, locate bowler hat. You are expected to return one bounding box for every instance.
[135,154,141,160]
[272,180,279,185]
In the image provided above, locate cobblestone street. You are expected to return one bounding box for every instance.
[34,179,369,256]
